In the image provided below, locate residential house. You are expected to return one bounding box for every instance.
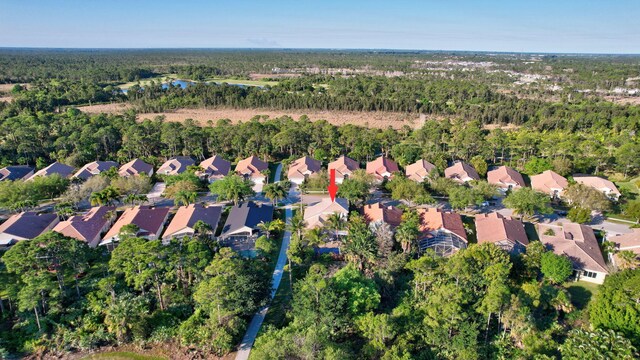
[304,198,349,231]
[363,202,403,228]
[162,204,222,242]
[573,175,621,200]
[288,156,322,184]
[531,170,568,198]
[235,156,269,184]
[539,222,609,284]
[608,229,640,268]
[0,165,34,181]
[53,206,116,248]
[219,202,273,239]
[366,156,399,182]
[27,162,75,180]
[475,212,528,254]
[487,166,526,193]
[444,161,480,183]
[119,158,154,177]
[100,206,171,246]
[198,155,231,182]
[405,159,436,182]
[157,156,195,176]
[417,207,468,257]
[73,161,119,180]
[327,155,360,184]
[0,212,59,248]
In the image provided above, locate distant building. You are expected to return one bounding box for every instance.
[531,170,568,198]
[288,156,322,184]
[328,156,360,184]
[444,161,480,183]
[417,207,467,257]
[475,212,528,254]
[0,165,34,181]
[487,166,525,193]
[27,162,75,180]
[157,156,195,176]
[405,159,436,182]
[362,202,403,228]
[366,156,399,182]
[162,204,222,242]
[303,198,349,231]
[101,206,171,246]
[573,174,621,200]
[53,206,116,247]
[235,156,269,185]
[538,222,608,284]
[73,161,118,180]
[220,201,273,239]
[198,155,231,182]
[118,159,154,177]
[0,212,59,248]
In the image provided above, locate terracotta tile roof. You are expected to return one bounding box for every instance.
[573,175,621,196]
[199,155,231,180]
[475,212,528,248]
[0,165,34,181]
[157,156,195,175]
[363,202,403,227]
[163,204,222,239]
[366,156,399,181]
[288,156,322,181]
[405,159,436,182]
[53,206,115,246]
[235,156,268,179]
[444,161,480,183]
[487,166,526,189]
[102,206,170,242]
[539,222,608,273]
[328,156,360,180]
[27,162,75,180]
[609,229,640,255]
[531,170,568,195]
[304,198,349,229]
[118,159,154,177]
[221,201,273,237]
[0,212,59,245]
[417,207,467,241]
[73,161,118,180]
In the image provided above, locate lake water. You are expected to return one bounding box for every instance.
[120,79,262,93]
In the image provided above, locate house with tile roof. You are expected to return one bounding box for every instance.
[73,161,119,180]
[417,207,467,257]
[119,158,154,177]
[363,202,403,228]
[531,170,568,198]
[405,159,436,182]
[303,198,349,231]
[53,206,116,247]
[487,166,526,193]
[288,156,322,184]
[157,156,195,176]
[27,162,75,180]
[198,155,231,182]
[0,212,59,248]
[100,206,170,246]
[366,156,399,182]
[0,165,34,181]
[475,212,528,254]
[220,201,273,239]
[444,161,480,183]
[538,222,609,284]
[327,156,360,184]
[162,204,222,242]
[573,174,621,200]
[607,229,640,268]
[235,156,269,185]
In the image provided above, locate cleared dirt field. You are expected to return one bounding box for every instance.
[604,96,640,106]
[0,83,27,93]
[78,103,435,129]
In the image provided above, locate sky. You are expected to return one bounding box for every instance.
[1,0,638,54]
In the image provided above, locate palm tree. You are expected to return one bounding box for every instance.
[263,182,288,205]
[174,190,197,206]
[325,212,346,241]
[287,211,307,241]
[395,224,419,254]
[90,191,106,206]
[305,227,325,248]
[617,250,639,270]
[193,220,213,240]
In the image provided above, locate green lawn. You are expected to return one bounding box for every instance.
[207,77,279,87]
[565,281,600,310]
[118,74,179,89]
[81,352,167,360]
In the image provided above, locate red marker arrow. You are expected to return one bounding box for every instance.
[328,168,338,202]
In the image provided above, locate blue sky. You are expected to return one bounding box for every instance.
[1,0,638,53]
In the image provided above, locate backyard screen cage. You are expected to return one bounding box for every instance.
[418,230,467,257]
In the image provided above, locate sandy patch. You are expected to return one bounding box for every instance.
[0,83,27,93]
[76,102,134,113]
[0,96,12,103]
[604,96,640,106]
